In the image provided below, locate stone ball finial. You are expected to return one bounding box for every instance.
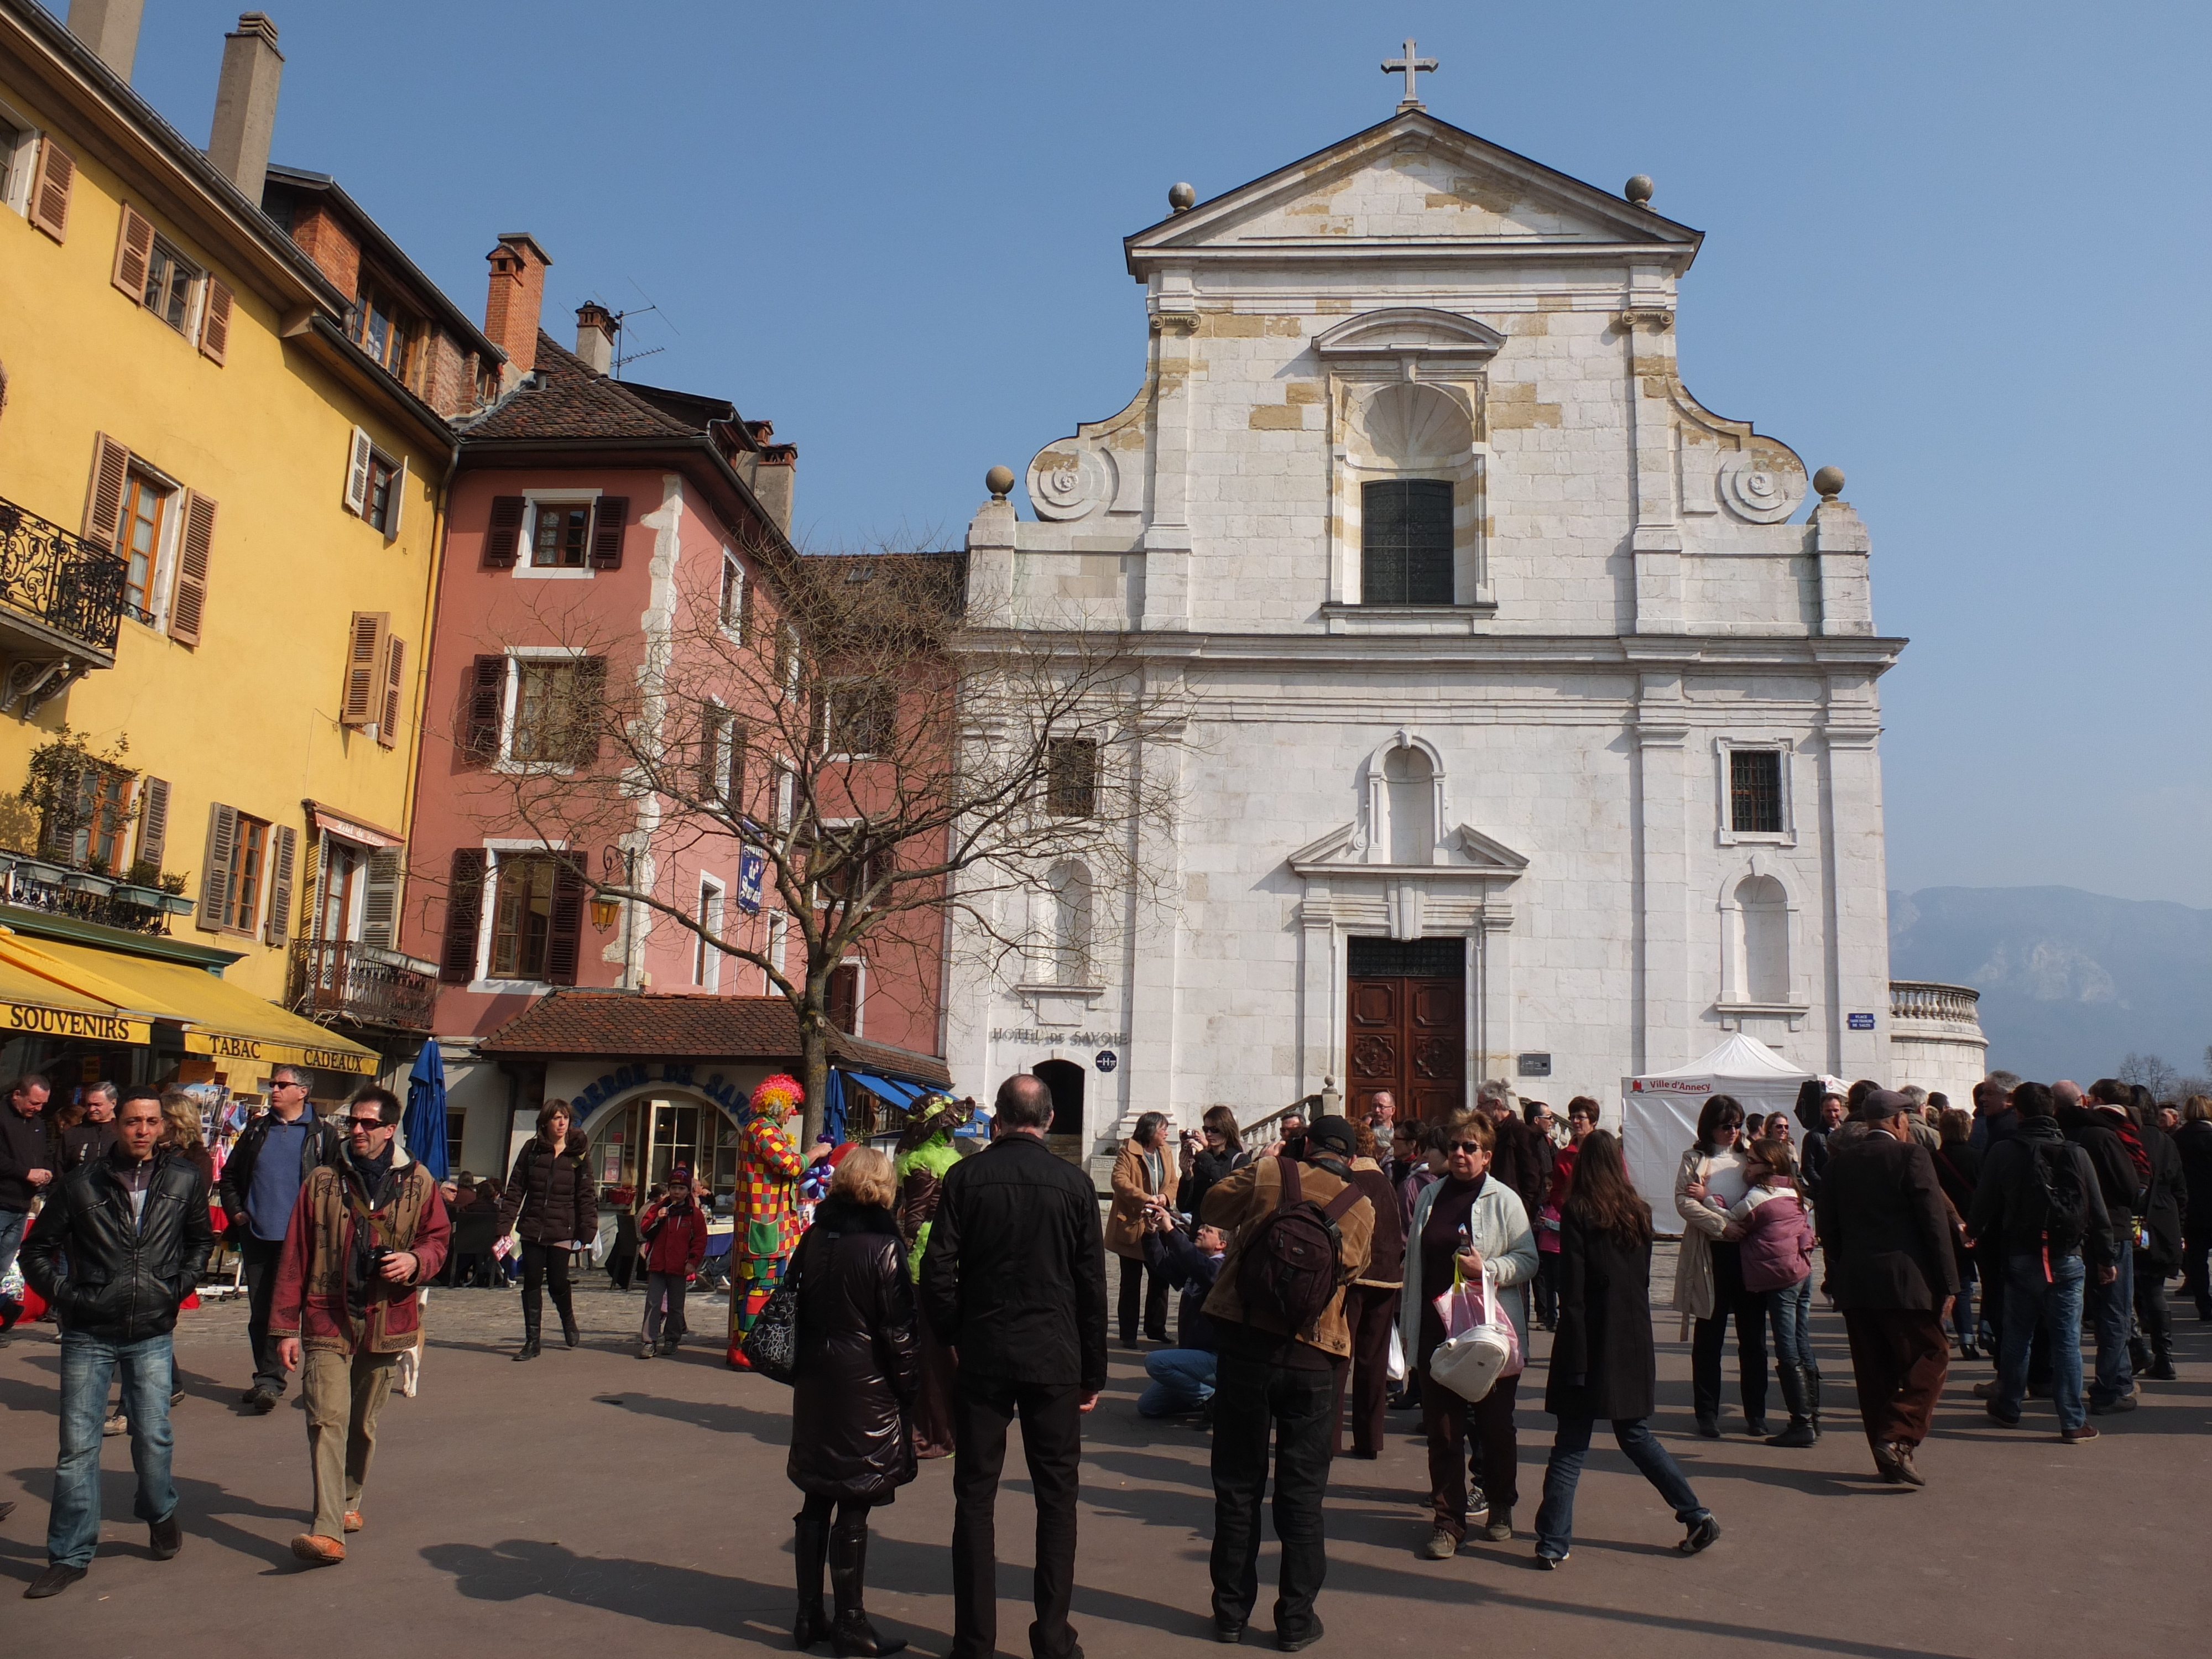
[1168,181,1197,213]
[985,465,1015,500]
[1625,174,1654,206]
[1812,465,1846,500]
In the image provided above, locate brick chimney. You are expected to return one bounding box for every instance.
[66,0,144,79]
[483,233,552,385]
[207,13,283,203]
[574,302,617,376]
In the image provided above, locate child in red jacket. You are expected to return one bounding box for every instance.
[637,1166,710,1358]
[1724,1141,1817,1448]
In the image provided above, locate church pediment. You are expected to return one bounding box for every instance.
[1288,821,1530,879]
[1312,308,1505,362]
[1126,111,1700,276]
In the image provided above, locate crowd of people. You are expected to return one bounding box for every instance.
[3,1053,2203,1640]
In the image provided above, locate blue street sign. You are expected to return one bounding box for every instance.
[738,850,765,915]
[1847,1013,1875,1031]
[1095,1050,1118,1073]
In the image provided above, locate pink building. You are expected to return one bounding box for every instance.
[402,239,946,1201]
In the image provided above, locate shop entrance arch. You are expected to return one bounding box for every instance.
[576,1088,747,1208]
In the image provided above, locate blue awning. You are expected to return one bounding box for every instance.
[841,1070,926,1110]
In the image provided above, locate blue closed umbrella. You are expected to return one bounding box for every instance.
[404,1041,450,1180]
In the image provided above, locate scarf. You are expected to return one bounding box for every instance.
[343,1142,397,1324]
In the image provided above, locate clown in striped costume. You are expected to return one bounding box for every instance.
[727,1074,805,1368]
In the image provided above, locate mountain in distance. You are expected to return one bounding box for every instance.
[1888,886,2212,1085]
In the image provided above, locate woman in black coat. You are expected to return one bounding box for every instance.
[787,1147,919,1658]
[496,1100,599,1359]
[1532,1131,1720,1568]
[2175,1099,2212,1320]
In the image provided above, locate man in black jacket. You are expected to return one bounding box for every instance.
[1966,1081,2115,1441]
[920,1074,1107,1659]
[215,1066,343,1411]
[0,1073,55,1315]
[1814,1089,1958,1487]
[2057,1081,2141,1413]
[19,1088,213,1598]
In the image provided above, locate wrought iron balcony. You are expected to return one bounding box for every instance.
[289,938,439,1032]
[0,495,130,662]
[0,853,192,935]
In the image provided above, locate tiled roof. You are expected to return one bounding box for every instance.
[461,332,703,442]
[476,990,951,1084]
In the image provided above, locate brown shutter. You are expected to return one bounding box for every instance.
[111,204,154,300]
[28,137,74,241]
[196,802,238,932]
[360,848,403,949]
[565,657,607,765]
[587,497,628,569]
[263,824,298,946]
[340,612,388,726]
[294,831,322,946]
[136,776,170,874]
[378,635,406,748]
[696,703,719,798]
[386,456,408,543]
[483,495,525,568]
[440,847,487,982]
[343,427,373,515]
[198,278,233,365]
[83,434,131,545]
[462,655,505,765]
[545,854,588,985]
[728,727,748,815]
[168,491,216,645]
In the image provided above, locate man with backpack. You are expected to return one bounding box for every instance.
[2066,1080,2147,1413]
[1198,1115,1374,1651]
[1966,1081,2116,1442]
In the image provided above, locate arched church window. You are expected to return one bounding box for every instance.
[1361,479,1453,605]
[1731,874,1788,1002]
[1381,747,1436,864]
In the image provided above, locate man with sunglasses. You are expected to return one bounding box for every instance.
[217,1066,344,1413]
[269,1086,449,1566]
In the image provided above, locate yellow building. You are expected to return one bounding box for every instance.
[0,3,498,1091]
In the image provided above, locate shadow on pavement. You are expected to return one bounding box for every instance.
[421,1537,787,1631]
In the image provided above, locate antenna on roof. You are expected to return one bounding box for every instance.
[598,282,681,379]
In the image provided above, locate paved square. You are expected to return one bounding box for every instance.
[2,1279,2204,1658]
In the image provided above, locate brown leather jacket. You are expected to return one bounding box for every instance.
[1200,1155,1374,1359]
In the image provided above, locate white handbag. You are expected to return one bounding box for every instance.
[1386,1322,1408,1383]
[1427,1265,1519,1404]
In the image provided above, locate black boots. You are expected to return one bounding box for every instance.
[1765,1365,1817,1447]
[792,1506,832,1650]
[828,1514,905,1657]
[560,1305,581,1349]
[514,1317,541,1361]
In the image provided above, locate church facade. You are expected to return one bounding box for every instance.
[946,102,1913,1149]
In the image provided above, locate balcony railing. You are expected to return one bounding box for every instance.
[0,496,130,657]
[0,853,191,935]
[289,938,439,1032]
[1890,980,1983,1025]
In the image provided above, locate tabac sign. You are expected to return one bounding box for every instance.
[3,1001,151,1045]
[182,1031,378,1076]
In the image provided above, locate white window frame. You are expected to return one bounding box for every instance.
[1714,737,1797,847]
[142,231,206,340]
[114,453,187,632]
[512,487,603,581]
[701,698,737,807]
[0,98,38,217]
[468,836,570,994]
[695,875,726,990]
[718,549,745,638]
[821,679,891,762]
[765,909,789,990]
[830,955,868,1038]
[496,646,591,775]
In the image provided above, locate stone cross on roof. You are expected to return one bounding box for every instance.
[1381,38,1437,112]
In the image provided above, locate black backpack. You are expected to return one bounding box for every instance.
[1234,1157,1362,1333]
[2026,1142,2089,1251]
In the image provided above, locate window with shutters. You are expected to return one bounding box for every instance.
[1360,479,1454,605]
[113,468,168,624]
[348,281,414,382]
[25,134,72,241]
[340,613,389,731]
[530,502,593,568]
[365,457,400,533]
[508,656,603,767]
[316,839,364,942]
[822,680,894,759]
[217,811,270,933]
[719,552,746,636]
[133,777,171,880]
[39,762,135,875]
[826,963,861,1035]
[479,850,585,985]
[142,237,201,335]
[0,109,24,215]
[700,704,740,808]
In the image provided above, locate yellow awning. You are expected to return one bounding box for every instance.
[0,931,379,1075]
[0,953,154,1046]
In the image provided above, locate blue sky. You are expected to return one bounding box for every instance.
[114,1,2210,906]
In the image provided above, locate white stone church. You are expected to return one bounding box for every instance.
[946,75,1984,1149]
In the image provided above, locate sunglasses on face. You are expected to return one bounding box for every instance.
[1449,1139,1486,1155]
[345,1117,386,1132]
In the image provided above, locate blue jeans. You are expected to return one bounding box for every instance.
[1533,1416,1707,1560]
[1140,1347,1217,1416]
[0,1206,29,1282]
[1996,1253,2085,1431]
[2088,1235,2135,1406]
[1766,1279,1812,1371]
[49,1330,176,1568]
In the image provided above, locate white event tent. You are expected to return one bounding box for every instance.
[1622,1034,1814,1236]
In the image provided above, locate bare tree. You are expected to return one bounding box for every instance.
[453,540,1182,1140]
[2117,1052,2183,1100]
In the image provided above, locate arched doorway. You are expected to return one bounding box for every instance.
[578,1092,745,1208]
[1032,1058,1084,1143]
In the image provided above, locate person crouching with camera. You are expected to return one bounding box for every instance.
[268,1086,449,1567]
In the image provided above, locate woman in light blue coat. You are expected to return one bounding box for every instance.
[1400,1113,1538,1556]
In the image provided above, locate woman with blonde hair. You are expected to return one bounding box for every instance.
[787,1145,918,1657]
